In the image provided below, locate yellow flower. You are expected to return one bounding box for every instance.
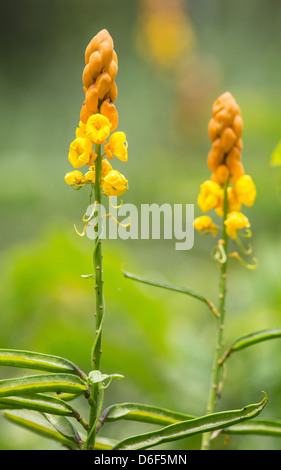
[104,131,128,162]
[194,216,218,236]
[68,137,93,168]
[197,180,223,213]
[224,211,250,239]
[84,167,95,183]
[84,159,113,184]
[75,121,87,139]
[102,169,128,196]
[64,170,86,186]
[101,158,113,177]
[235,175,256,207]
[86,113,111,144]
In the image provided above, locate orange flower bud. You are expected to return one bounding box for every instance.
[105,81,118,103]
[82,64,94,89]
[96,72,112,100]
[80,101,93,125]
[236,138,243,151]
[85,29,113,66]
[88,51,103,81]
[215,109,233,129]
[100,99,118,132]
[220,127,237,153]
[207,139,225,172]
[232,114,243,138]
[226,146,241,163]
[104,58,118,81]
[85,84,99,114]
[212,164,230,184]
[212,92,233,116]
[228,160,245,182]
[208,118,219,142]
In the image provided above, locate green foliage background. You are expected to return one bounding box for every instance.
[0,0,281,450]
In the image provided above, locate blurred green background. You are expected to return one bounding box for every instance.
[0,0,281,450]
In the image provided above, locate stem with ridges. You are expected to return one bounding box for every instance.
[201,182,229,450]
[87,143,104,449]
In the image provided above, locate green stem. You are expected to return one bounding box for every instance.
[201,183,229,450]
[83,386,104,449]
[87,144,104,450]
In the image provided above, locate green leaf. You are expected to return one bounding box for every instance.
[100,402,194,426]
[221,328,281,364]
[123,271,219,318]
[43,413,83,448]
[0,373,88,398]
[225,419,281,437]
[47,392,78,402]
[2,410,78,449]
[112,394,268,450]
[95,436,118,450]
[270,140,281,167]
[0,393,77,416]
[0,349,86,379]
[2,409,116,449]
[88,370,124,386]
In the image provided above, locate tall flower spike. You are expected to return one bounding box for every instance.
[198,92,258,450]
[194,91,256,245]
[63,29,129,450]
[64,29,128,198]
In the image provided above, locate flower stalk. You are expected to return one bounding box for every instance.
[201,183,229,450]
[87,143,104,449]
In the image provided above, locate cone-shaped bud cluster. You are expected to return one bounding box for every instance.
[208,92,244,184]
[81,29,118,130]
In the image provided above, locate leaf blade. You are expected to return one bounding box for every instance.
[222,328,281,363]
[2,409,116,450]
[0,373,88,398]
[2,410,78,449]
[0,393,76,416]
[0,349,86,379]
[100,402,194,426]
[225,419,281,437]
[43,413,83,447]
[95,436,118,450]
[112,394,268,450]
[123,271,219,317]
